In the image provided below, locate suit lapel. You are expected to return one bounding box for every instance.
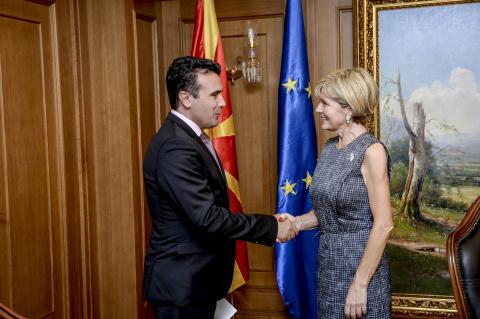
[167,113,228,193]
[195,138,228,189]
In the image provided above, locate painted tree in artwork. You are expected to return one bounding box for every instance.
[390,71,427,221]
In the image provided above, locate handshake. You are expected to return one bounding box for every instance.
[275,213,300,243]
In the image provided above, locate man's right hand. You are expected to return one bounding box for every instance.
[275,213,298,243]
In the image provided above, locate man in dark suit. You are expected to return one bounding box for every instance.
[143,56,297,319]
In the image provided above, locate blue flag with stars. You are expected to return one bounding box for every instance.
[275,0,318,318]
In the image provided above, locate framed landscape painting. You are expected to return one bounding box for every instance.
[354,0,480,317]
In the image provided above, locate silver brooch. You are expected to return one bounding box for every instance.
[349,152,355,162]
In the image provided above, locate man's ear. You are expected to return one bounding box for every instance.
[178,91,191,109]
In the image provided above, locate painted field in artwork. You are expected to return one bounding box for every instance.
[378,3,480,294]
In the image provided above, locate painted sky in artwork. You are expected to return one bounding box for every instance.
[379,3,480,135]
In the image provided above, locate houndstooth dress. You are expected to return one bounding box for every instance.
[310,132,392,319]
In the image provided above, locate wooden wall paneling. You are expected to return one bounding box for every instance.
[224,17,288,318]
[130,4,144,319]
[46,2,71,318]
[73,0,97,317]
[223,32,274,271]
[159,0,181,121]
[309,0,353,83]
[0,0,68,318]
[305,0,353,149]
[132,1,165,318]
[75,1,99,316]
[0,52,13,310]
[180,0,286,20]
[132,0,163,173]
[76,0,140,317]
[337,6,354,69]
[54,0,91,316]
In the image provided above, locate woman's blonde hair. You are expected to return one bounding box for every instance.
[314,68,378,124]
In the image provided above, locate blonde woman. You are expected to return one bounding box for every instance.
[287,68,393,318]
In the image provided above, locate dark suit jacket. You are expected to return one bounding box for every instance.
[143,112,277,307]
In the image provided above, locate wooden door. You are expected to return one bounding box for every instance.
[132,2,167,318]
[0,1,68,317]
[181,14,290,318]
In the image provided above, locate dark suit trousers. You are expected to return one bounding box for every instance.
[154,302,216,319]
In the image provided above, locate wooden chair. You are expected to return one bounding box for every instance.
[447,196,480,319]
[0,303,26,319]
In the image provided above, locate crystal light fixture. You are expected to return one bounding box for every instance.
[242,20,262,84]
[226,20,262,85]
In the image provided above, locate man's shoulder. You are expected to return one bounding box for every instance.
[143,120,199,174]
[159,119,196,145]
[146,120,197,158]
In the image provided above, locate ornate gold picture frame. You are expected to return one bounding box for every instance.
[354,0,480,317]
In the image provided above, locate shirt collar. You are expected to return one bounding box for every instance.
[171,109,203,137]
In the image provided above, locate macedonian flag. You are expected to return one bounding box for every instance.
[191,0,249,291]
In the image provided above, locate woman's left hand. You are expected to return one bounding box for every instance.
[344,280,367,318]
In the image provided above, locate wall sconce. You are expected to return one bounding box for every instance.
[242,20,262,84]
[226,56,243,84]
[226,21,262,85]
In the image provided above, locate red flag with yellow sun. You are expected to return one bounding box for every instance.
[191,0,249,291]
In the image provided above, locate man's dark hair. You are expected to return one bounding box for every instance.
[166,56,221,109]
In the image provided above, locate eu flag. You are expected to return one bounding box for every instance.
[275,0,318,318]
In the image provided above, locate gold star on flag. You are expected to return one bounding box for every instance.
[305,83,312,98]
[281,179,297,196]
[282,77,297,93]
[302,171,313,189]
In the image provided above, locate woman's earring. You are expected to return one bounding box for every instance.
[346,116,351,124]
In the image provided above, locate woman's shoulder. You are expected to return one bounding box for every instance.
[360,132,387,159]
[361,133,389,154]
[365,142,387,159]
[359,131,378,144]
[355,132,386,153]
[363,137,391,176]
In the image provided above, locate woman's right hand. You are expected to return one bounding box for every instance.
[344,280,367,318]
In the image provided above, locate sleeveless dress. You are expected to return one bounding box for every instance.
[309,132,392,319]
